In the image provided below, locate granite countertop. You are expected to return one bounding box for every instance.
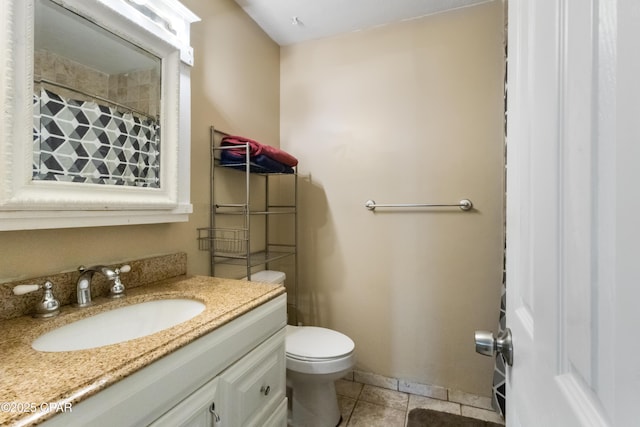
[0,275,285,427]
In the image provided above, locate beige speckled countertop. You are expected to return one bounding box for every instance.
[0,275,285,427]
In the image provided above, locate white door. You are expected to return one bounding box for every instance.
[505,0,640,426]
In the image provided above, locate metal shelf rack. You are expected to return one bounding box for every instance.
[197,125,298,322]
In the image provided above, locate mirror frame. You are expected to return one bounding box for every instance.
[0,0,198,230]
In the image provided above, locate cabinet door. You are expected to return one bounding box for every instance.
[218,329,287,427]
[150,377,221,427]
[261,398,288,427]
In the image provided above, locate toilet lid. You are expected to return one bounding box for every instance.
[286,326,355,360]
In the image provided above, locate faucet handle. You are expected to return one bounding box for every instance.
[13,281,60,318]
[13,284,41,295]
[117,264,131,274]
[109,264,130,299]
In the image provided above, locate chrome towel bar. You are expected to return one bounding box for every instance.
[364,199,473,211]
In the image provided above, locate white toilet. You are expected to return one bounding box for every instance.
[246,271,356,427]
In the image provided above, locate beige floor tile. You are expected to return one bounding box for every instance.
[347,401,406,427]
[335,379,364,399]
[359,385,408,411]
[338,395,357,426]
[408,394,461,416]
[461,405,505,425]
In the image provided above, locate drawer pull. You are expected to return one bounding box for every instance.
[209,402,221,422]
[260,385,271,396]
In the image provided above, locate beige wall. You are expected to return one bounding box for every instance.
[182,0,280,276]
[280,2,505,395]
[0,0,279,282]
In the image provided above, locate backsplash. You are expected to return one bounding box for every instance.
[0,252,186,320]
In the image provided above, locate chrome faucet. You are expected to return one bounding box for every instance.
[76,264,131,307]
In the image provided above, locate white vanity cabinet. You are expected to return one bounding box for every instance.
[217,328,287,426]
[41,294,287,427]
[152,328,286,427]
[150,377,221,427]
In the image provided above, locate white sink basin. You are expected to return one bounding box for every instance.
[32,299,206,352]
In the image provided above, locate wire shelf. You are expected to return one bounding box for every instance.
[212,249,296,267]
[197,228,247,255]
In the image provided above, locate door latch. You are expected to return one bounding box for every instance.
[474,328,513,366]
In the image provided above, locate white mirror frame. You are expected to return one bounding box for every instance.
[0,0,198,230]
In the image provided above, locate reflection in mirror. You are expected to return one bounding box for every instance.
[33,0,162,188]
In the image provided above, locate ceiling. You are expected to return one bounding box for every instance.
[233,0,493,46]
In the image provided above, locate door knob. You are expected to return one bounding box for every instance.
[474,328,513,366]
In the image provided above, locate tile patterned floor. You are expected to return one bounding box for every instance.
[335,379,505,427]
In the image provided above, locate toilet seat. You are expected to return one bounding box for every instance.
[285,326,355,375]
[286,325,354,360]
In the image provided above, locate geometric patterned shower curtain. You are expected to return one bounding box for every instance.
[493,30,508,417]
[491,270,506,418]
[33,88,160,187]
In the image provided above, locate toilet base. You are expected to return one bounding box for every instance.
[287,373,342,427]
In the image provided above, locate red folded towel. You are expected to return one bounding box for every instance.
[221,135,298,167]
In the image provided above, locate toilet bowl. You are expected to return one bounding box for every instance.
[286,325,355,427]
[245,271,356,427]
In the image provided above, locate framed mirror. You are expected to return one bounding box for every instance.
[0,0,198,230]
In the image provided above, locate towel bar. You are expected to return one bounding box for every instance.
[364,199,473,211]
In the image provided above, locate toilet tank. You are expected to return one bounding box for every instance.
[244,270,286,285]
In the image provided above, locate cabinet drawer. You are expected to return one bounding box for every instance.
[218,328,286,427]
